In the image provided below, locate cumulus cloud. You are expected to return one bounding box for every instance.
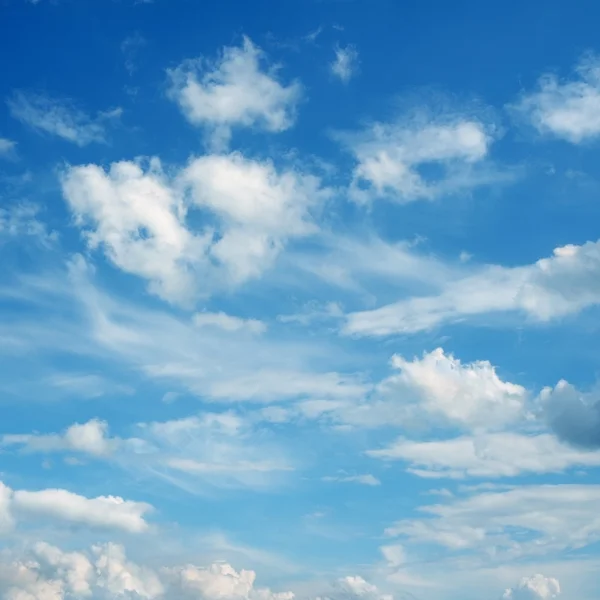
[167,36,301,150]
[367,432,600,478]
[330,44,359,83]
[0,542,300,600]
[383,348,526,430]
[0,542,163,600]
[503,574,561,600]
[512,54,600,143]
[61,153,328,305]
[2,418,119,457]
[539,380,600,449]
[338,111,499,204]
[0,481,152,533]
[386,484,600,556]
[7,91,121,146]
[345,239,600,336]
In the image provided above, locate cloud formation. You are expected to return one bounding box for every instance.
[168,37,301,150]
[513,54,600,143]
[8,91,121,146]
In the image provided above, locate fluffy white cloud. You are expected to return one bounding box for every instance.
[330,44,359,83]
[7,91,121,146]
[338,112,497,204]
[61,153,328,304]
[383,348,526,430]
[61,158,208,305]
[182,152,327,285]
[167,36,301,150]
[2,418,118,457]
[13,488,152,534]
[512,55,600,143]
[193,311,266,334]
[0,480,152,534]
[345,239,600,336]
[387,484,600,557]
[164,562,294,600]
[503,574,561,600]
[539,380,600,449]
[0,542,163,600]
[367,432,600,478]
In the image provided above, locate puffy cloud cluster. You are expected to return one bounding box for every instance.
[503,574,561,600]
[386,484,600,557]
[0,543,301,600]
[61,153,328,305]
[167,37,301,150]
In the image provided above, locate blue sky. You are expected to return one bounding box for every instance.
[1,0,600,598]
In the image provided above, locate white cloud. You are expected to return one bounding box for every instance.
[386,484,600,557]
[61,153,328,305]
[167,36,301,150]
[338,112,497,204]
[7,91,121,146]
[503,574,561,600]
[0,542,163,600]
[0,480,152,533]
[539,380,600,449]
[367,432,600,478]
[345,239,600,336]
[381,348,526,431]
[182,152,327,285]
[163,562,294,600]
[193,311,266,334]
[322,474,381,486]
[2,418,118,457]
[330,44,359,83]
[512,55,600,143]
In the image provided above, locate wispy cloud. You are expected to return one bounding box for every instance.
[330,44,359,83]
[7,91,121,146]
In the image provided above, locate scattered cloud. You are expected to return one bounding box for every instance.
[386,484,600,557]
[345,239,600,336]
[60,153,329,305]
[322,473,381,486]
[512,54,600,143]
[337,111,500,204]
[368,432,600,478]
[0,481,152,533]
[503,574,561,600]
[7,91,121,146]
[121,31,146,75]
[193,311,266,334]
[0,203,57,245]
[2,418,118,458]
[330,44,359,83]
[167,36,301,150]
